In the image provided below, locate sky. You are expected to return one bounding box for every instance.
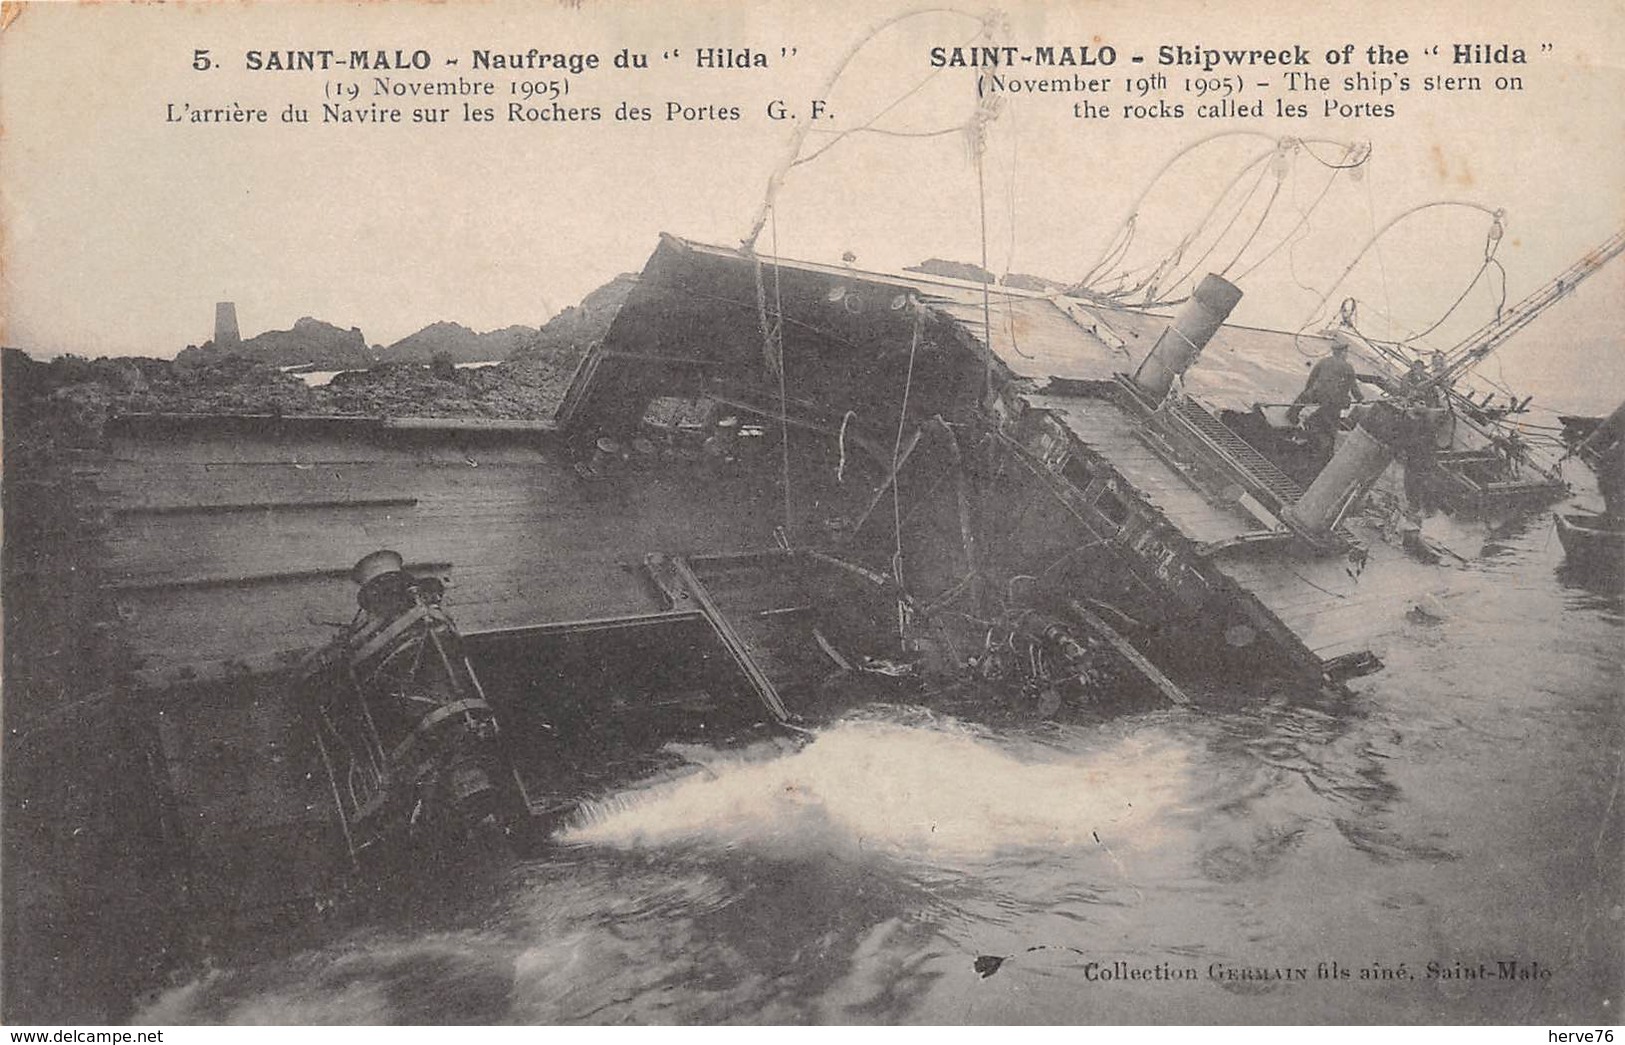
[2,0,1622,411]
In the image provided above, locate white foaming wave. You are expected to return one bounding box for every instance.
[134,971,224,1025]
[132,932,504,1025]
[134,969,392,1026]
[559,718,1187,862]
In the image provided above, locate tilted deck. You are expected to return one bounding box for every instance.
[96,415,783,687]
[1021,390,1449,673]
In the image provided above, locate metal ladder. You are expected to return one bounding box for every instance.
[1165,395,1304,512]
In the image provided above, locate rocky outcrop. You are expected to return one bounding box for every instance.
[510,274,638,364]
[378,322,538,364]
[1000,271,1070,293]
[904,258,995,284]
[176,316,375,370]
[904,258,1069,293]
[1,271,642,426]
[316,355,575,419]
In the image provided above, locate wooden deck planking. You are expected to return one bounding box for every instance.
[668,236,1348,415]
[937,298,1124,383]
[1257,584,1421,626]
[105,432,554,466]
[99,431,785,675]
[1219,561,1362,612]
[1058,307,1336,413]
[1026,395,1253,547]
[101,456,775,586]
[1214,535,1447,662]
[1300,614,1405,657]
[929,292,1336,416]
[1240,569,1426,617]
[95,460,541,510]
[117,578,363,672]
[1295,599,1416,657]
[117,560,669,677]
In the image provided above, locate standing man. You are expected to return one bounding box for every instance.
[1286,334,1363,460]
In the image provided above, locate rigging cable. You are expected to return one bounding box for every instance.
[1300,139,1373,170]
[1153,152,1275,297]
[891,301,925,638]
[1401,261,1492,344]
[1235,149,1326,282]
[1295,199,1503,336]
[988,96,1034,360]
[1234,147,1349,281]
[795,123,965,167]
[976,93,999,395]
[1165,149,1278,293]
[1075,216,1136,290]
[792,21,989,169]
[1069,129,1283,292]
[1342,212,1509,365]
[1418,214,1508,350]
[771,206,793,543]
[1069,132,1364,295]
[1129,148,1275,301]
[1219,169,1285,277]
[1105,138,1319,303]
[836,409,857,483]
[752,248,778,372]
[1004,100,1019,279]
[1283,155,1327,299]
[742,7,995,250]
[1365,165,1397,341]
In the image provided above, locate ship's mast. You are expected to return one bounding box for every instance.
[1432,228,1625,388]
[1339,229,1625,484]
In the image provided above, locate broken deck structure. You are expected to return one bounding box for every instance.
[558,235,1466,682]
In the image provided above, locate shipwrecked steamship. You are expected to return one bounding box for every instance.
[91,231,1596,921]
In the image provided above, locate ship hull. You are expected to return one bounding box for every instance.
[1555,511,1625,572]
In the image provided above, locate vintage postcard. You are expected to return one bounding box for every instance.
[2,0,1621,1029]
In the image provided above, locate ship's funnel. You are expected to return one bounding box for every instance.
[1284,402,1443,534]
[1284,423,1394,534]
[1129,273,1244,403]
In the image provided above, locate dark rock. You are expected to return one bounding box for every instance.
[905,258,994,284]
[380,322,538,364]
[973,955,1007,978]
[509,274,638,366]
[903,259,1069,293]
[429,352,458,381]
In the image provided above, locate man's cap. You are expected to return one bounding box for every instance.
[351,549,405,587]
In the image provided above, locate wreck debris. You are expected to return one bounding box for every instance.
[645,553,791,722]
[293,550,527,864]
[1065,601,1192,708]
[559,235,1584,689]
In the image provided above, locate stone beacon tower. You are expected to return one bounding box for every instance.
[214,302,241,347]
